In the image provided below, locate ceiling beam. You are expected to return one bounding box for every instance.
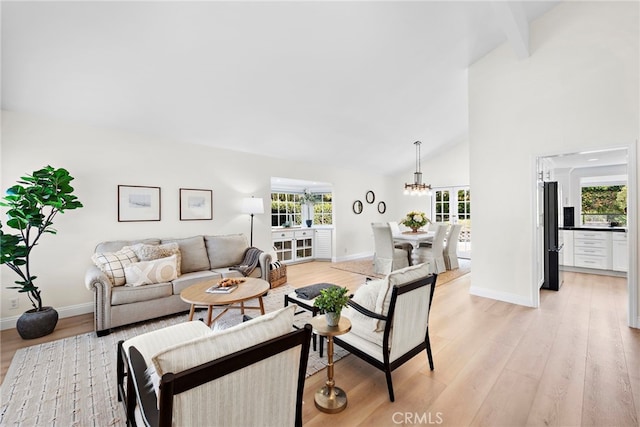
[491,1,530,60]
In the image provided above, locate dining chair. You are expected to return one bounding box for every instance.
[388,221,413,265]
[443,224,463,270]
[414,224,447,273]
[371,222,409,275]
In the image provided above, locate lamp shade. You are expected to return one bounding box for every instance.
[241,197,264,215]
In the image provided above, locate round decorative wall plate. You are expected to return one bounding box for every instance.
[377,201,386,214]
[365,191,375,204]
[353,200,363,214]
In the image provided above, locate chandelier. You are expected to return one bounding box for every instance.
[404,141,432,196]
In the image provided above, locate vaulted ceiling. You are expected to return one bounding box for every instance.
[1,1,558,175]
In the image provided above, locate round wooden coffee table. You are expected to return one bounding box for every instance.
[180,277,270,326]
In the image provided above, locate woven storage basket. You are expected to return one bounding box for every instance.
[269,265,287,288]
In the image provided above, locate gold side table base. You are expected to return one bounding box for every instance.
[314,385,347,413]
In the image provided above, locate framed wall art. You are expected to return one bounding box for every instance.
[180,188,213,220]
[118,185,161,222]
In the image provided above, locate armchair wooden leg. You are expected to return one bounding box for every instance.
[425,330,434,370]
[385,368,395,402]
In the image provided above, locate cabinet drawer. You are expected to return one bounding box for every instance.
[612,233,627,242]
[574,238,608,249]
[294,230,313,238]
[574,255,607,269]
[574,246,607,257]
[272,231,294,239]
[574,231,607,240]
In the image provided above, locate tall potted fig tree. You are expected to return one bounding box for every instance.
[0,166,83,339]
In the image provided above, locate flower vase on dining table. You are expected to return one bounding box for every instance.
[411,227,419,233]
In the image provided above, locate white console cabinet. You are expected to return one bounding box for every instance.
[272,229,314,264]
[314,229,333,260]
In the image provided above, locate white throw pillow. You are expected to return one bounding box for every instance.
[124,254,179,287]
[152,304,296,376]
[350,279,384,332]
[125,242,182,277]
[374,263,431,331]
[91,247,138,286]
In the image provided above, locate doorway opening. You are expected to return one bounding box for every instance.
[534,146,637,328]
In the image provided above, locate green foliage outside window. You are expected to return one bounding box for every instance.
[581,185,627,226]
[271,192,332,226]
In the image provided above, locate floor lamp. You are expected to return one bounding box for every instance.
[241,197,264,247]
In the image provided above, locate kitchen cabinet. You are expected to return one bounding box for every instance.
[314,229,333,260]
[560,230,574,267]
[272,229,314,264]
[573,230,612,270]
[612,232,628,272]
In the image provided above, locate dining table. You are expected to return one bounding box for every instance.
[392,230,435,265]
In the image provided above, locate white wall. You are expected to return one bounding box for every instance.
[469,2,639,312]
[0,110,398,326]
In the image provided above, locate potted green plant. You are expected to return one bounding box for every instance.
[0,166,83,339]
[300,188,320,227]
[313,286,350,326]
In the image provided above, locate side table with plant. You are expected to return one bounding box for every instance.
[313,286,349,326]
[0,166,83,339]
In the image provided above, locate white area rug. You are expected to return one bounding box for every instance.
[0,284,347,426]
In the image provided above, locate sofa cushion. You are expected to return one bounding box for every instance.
[95,239,160,254]
[374,263,430,331]
[124,255,179,287]
[161,236,210,274]
[211,267,250,279]
[151,304,295,376]
[204,234,248,269]
[91,247,139,286]
[111,282,173,305]
[171,270,223,295]
[126,242,182,277]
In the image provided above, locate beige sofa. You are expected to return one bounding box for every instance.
[85,234,271,336]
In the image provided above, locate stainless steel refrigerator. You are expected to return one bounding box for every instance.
[542,181,563,291]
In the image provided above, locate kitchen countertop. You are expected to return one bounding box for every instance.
[560,226,627,232]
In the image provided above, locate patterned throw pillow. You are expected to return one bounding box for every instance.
[126,242,182,276]
[124,254,179,287]
[91,247,139,286]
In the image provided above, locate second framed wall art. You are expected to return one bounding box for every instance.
[180,188,213,220]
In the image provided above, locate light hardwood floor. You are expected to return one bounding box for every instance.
[1,262,638,426]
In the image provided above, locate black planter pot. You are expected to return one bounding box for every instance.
[306,220,313,227]
[16,306,59,339]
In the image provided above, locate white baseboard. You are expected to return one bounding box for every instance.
[1,302,94,331]
[469,286,535,308]
[334,252,373,263]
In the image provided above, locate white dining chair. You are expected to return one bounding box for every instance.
[372,222,409,274]
[414,224,447,273]
[443,224,463,270]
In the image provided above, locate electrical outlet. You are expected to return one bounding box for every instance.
[9,298,19,309]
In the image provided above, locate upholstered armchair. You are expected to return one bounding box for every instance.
[117,305,311,427]
[372,222,409,274]
[333,263,437,401]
